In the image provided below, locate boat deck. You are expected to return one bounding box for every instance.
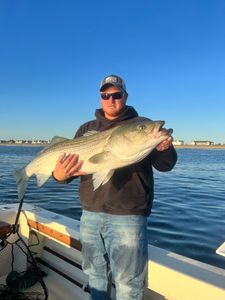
[0,275,168,300]
[0,274,89,300]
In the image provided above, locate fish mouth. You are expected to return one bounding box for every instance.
[165,128,173,135]
[155,121,173,138]
[159,121,165,130]
[153,121,165,135]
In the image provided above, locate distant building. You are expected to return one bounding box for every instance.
[0,139,49,145]
[32,140,49,144]
[191,140,214,146]
[173,140,184,146]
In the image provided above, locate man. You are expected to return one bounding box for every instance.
[52,75,177,300]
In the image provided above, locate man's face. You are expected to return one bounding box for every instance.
[100,85,127,120]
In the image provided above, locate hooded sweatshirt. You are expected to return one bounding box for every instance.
[73,106,177,216]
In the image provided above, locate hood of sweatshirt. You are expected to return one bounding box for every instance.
[94,106,139,130]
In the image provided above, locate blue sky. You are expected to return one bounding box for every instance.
[0,0,225,144]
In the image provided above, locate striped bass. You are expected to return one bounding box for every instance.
[14,119,173,201]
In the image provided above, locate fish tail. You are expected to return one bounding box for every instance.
[14,168,29,201]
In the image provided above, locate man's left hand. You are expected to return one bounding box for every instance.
[156,136,173,151]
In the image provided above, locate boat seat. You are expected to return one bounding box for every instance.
[0,221,12,238]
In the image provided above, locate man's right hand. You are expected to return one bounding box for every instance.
[52,153,87,181]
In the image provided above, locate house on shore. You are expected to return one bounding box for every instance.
[191,140,214,146]
[173,140,184,146]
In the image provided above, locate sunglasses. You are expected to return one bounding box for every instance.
[101,92,124,100]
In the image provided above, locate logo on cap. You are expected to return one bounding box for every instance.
[105,76,118,84]
[100,75,126,92]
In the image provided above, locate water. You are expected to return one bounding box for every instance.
[0,146,225,269]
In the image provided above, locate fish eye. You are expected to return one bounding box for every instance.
[137,124,146,131]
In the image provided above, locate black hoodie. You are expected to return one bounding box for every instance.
[74,106,177,216]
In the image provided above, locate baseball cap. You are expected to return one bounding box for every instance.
[99,75,127,93]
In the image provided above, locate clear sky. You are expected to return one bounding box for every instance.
[0,0,225,144]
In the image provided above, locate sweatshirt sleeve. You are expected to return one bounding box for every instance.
[74,121,93,138]
[150,146,177,172]
[74,126,84,139]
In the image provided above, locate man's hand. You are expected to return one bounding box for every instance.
[156,126,174,152]
[53,153,87,181]
[156,136,173,151]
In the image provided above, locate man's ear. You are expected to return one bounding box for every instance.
[124,92,128,102]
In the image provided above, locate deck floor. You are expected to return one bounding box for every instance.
[0,274,87,300]
[0,274,168,300]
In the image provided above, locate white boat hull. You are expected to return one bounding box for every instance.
[0,203,225,300]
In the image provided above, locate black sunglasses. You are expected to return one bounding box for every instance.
[101,92,124,100]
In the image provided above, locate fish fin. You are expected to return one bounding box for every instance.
[49,136,69,144]
[39,136,69,153]
[36,173,51,187]
[14,168,29,201]
[92,169,115,191]
[88,151,111,164]
[83,130,99,137]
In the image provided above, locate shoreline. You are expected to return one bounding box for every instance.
[0,143,47,147]
[0,143,225,149]
[174,145,225,149]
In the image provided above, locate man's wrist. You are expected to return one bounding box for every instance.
[52,171,67,183]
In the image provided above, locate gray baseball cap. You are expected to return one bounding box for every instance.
[99,75,127,93]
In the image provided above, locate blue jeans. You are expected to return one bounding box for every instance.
[80,210,148,300]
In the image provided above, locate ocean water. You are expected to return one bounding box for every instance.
[0,146,225,269]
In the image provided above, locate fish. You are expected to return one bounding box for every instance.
[14,119,173,201]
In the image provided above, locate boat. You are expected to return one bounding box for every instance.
[0,203,225,300]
